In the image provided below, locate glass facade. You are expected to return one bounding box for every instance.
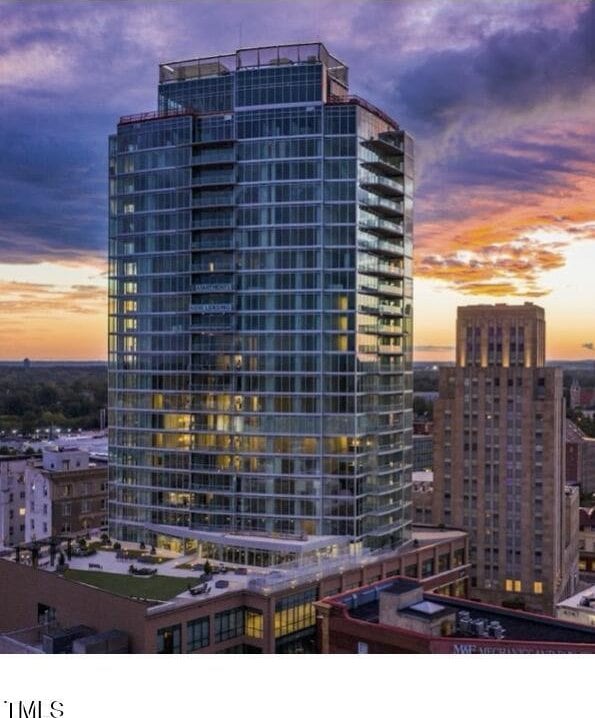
[108,43,413,558]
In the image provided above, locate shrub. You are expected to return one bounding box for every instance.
[139,541,146,550]
[113,541,122,551]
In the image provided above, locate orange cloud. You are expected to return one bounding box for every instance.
[414,127,595,298]
[0,280,105,315]
[0,278,106,360]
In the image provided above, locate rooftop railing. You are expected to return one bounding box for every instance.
[118,108,196,125]
[327,94,398,130]
[159,43,348,86]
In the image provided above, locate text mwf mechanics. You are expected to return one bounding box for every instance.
[108,43,414,567]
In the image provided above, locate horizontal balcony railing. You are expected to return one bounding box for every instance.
[378,343,403,354]
[359,261,404,278]
[192,216,235,229]
[192,237,234,250]
[192,195,234,207]
[192,171,236,187]
[362,157,403,178]
[378,303,403,316]
[359,217,404,238]
[118,108,196,125]
[192,262,235,272]
[359,196,404,219]
[360,173,404,197]
[379,281,403,294]
[377,323,403,334]
[358,237,404,258]
[362,135,405,157]
[192,150,235,165]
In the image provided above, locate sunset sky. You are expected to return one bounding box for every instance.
[1,0,594,361]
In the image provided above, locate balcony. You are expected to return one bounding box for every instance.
[192,148,235,165]
[378,302,403,317]
[377,323,403,336]
[193,192,234,208]
[378,343,403,354]
[379,281,403,295]
[192,213,234,230]
[361,156,403,178]
[362,133,404,157]
[192,137,235,148]
[360,173,404,198]
[192,236,234,250]
[359,280,403,297]
[359,217,404,239]
[358,237,404,259]
[192,262,235,272]
[359,194,404,220]
[192,170,235,187]
[359,260,404,280]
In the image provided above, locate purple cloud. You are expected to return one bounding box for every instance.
[0,0,593,266]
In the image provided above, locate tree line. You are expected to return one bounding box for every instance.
[0,365,107,435]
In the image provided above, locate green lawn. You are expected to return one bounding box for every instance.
[63,569,197,601]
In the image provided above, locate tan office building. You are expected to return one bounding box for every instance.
[432,303,577,614]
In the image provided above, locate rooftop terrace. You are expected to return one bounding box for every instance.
[159,42,348,86]
[3,527,465,612]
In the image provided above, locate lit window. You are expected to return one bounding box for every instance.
[514,580,522,592]
[18,508,26,517]
[505,579,513,592]
[533,581,543,594]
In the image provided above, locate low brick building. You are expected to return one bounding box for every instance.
[0,527,469,654]
[316,577,595,654]
[24,447,107,542]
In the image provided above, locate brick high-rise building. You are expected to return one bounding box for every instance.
[432,303,578,613]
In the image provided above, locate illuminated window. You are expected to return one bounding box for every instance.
[157,624,181,654]
[533,581,543,594]
[505,579,513,592]
[274,588,317,638]
[245,609,264,638]
[514,580,522,592]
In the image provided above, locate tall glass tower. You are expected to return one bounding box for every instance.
[108,44,413,565]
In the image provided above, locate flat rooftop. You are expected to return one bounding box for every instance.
[340,579,595,645]
[557,586,595,611]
